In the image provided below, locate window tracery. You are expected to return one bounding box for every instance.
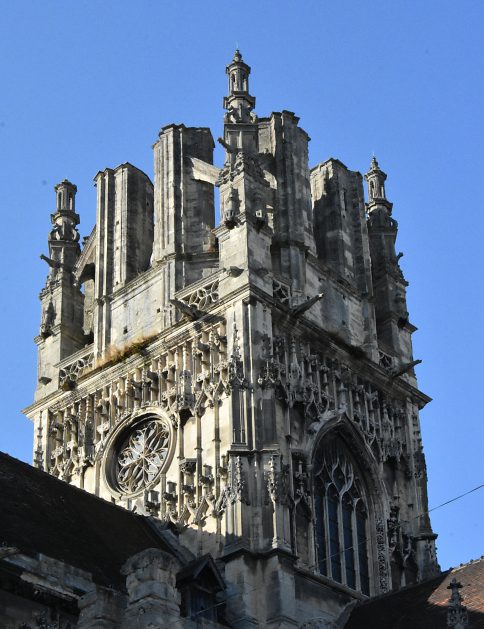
[313,439,370,595]
[113,417,171,495]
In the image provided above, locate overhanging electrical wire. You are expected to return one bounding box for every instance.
[191,481,484,619]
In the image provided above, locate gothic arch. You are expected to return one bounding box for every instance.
[310,416,389,595]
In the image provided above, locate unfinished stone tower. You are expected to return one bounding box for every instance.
[24,51,439,627]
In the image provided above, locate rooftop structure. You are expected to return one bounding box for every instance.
[21,51,440,627]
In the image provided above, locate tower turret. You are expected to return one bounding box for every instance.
[49,179,80,270]
[221,50,258,157]
[223,49,256,124]
[36,180,85,400]
[365,158,413,364]
[365,155,391,206]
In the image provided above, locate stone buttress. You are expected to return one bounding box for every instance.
[24,51,439,628]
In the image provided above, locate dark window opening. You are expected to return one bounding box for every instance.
[313,439,372,595]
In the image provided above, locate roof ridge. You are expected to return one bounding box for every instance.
[449,556,484,573]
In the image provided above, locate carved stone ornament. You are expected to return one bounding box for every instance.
[447,578,469,629]
[375,516,390,592]
[116,419,170,494]
[59,351,94,389]
[102,410,174,498]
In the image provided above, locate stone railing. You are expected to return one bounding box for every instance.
[59,346,94,389]
[272,278,291,306]
[378,349,395,371]
[177,275,220,312]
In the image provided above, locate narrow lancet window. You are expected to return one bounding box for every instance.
[313,438,371,594]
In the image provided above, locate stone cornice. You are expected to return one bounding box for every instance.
[24,273,429,418]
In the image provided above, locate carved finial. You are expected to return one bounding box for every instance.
[231,321,241,360]
[365,155,389,206]
[224,48,255,124]
[447,578,469,629]
[49,179,80,245]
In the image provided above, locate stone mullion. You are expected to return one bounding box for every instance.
[213,389,221,501]
[68,404,77,468]
[352,501,362,593]
[337,494,347,587]
[108,380,116,427]
[321,358,330,405]
[323,484,331,578]
[195,409,202,506]
[156,356,163,405]
[307,496,317,571]
[367,385,375,436]
[85,394,94,455]
[78,397,87,488]
[118,377,126,415]
[160,353,167,405]
[93,390,101,446]
[363,384,370,434]
[314,356,325,413]
[134,367,142,410]
[348,374,355,420]
[59,409,67,464]
[192,328,203,505]
[92,391,102,495]
[177,407,184,516]
[330,363,338,413]
[283,336,291,441]
[244,298,255,450]
[375,392,383,438]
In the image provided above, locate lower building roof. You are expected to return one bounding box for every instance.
[346,557,484,628]
[0,452,173,590]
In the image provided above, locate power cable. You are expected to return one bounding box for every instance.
[191,481,484,619]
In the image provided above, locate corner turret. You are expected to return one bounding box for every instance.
[365,158,414,367]
[49,179,81,270]
[221,50,258,157]
[365,156,391,208]
[36,180,85,400]
[223,49,256,124]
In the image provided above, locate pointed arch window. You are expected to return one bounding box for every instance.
[314,440,371,595]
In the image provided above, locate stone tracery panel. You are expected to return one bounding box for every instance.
[313,439,370,594]
[258,333,407,464]
[116,418,171,494]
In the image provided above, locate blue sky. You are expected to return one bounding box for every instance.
[1,1,482,570]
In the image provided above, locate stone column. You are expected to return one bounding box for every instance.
[121,548,184,629]
[77,585,125,629]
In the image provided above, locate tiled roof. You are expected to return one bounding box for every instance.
[346,557,484,628]
[0,452,172,589]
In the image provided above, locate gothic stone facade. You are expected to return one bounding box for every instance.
[24,51,439,627]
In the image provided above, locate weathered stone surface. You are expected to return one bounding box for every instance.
[22,50,439,627]
[121,548,183,628]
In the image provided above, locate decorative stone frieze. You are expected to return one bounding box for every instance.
[23,50,439,628]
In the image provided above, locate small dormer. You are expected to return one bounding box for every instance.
[177,554,226,622]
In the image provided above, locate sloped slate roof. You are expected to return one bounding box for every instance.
[177,554,226,592]
[346,557,484,628]
[0,452,172,589]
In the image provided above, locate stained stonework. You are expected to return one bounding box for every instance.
[23,51,439,627]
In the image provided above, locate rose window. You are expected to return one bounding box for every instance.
[115,419,170,494]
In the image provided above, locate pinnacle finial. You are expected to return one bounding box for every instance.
[224,48,255,124]
[371,155,379,170]
[447,578,469,628]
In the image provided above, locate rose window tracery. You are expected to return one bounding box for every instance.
[115,419,170,494]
